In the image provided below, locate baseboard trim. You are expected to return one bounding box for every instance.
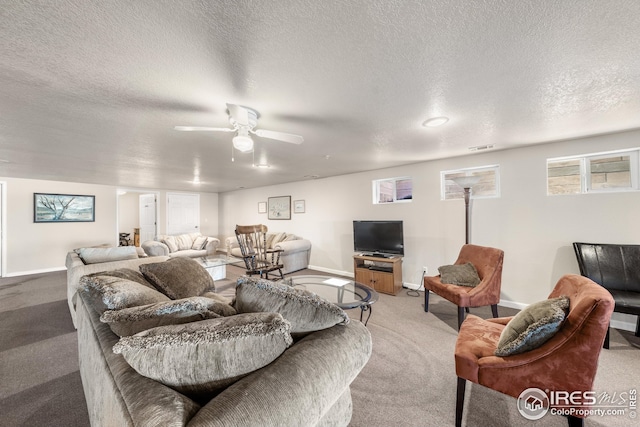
[3,266,66,277]
[307,265,353,278]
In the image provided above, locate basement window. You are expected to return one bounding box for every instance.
[372,177,413,204]
[547,149,639,195]
[441,165,500,200]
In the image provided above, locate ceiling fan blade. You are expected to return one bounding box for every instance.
[174,126,234,132]
[254,129,304,144]
[227,103,250,126]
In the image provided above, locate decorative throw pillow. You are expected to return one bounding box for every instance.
[234,276,349,334]
[162,236,179,253]
[265,233,277,249]
[495,296,570,357]
[139,257,215,299]
[200,291,237,316]
[112,312,293,395]
[438,263,481,287]
[282,233,298,242]
[78,246,139,264]
[89,268,156,289]
[100,296,226,337]
[175,234,193,251]
[192,235,208,250]
[271,232,287,246]
[79,275,169,313]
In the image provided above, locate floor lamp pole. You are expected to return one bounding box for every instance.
[462,187,471,244]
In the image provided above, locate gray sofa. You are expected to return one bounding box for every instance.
[65,250,170,328]
[142,233,220,258]
[225,232,311,274]
[76,266,372,427]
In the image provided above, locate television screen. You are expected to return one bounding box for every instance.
[353,220,404,257]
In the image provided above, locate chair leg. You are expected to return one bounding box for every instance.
[424,290,430,312]
[464,307,470,313]
[455,377,466,427]
[636,315,640,337]
[603,326,610,349]
[458,307,466,330]
[491,304,499,318]
[567,415,584,427]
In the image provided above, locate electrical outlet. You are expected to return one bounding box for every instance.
[422,266,428,274]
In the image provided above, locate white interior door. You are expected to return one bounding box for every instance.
[139,194,157,242]
[166,193,200,235]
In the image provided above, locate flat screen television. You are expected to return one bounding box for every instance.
[353,220,404,257]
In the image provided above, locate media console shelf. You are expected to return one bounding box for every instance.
[353,254,403,296]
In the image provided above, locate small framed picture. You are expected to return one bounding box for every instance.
[293,200,305,213]
[258,201,267,214]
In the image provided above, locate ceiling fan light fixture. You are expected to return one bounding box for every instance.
[422,116,449,127]
[232,134,254,152]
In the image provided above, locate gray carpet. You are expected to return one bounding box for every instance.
[1,267,639,427]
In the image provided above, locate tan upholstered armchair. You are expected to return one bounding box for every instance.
[424,244,504,329]
[454,274,614,427]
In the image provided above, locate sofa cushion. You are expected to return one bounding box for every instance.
[89,268,156,289]
[175,234,193,251]
[234,276,349,334]
[139,257,215,299]
[78,246,139,264]
[80,275,170,313]
[438,262,481,287]
[112,312,293,395]
[100,296,228,337]
[162,236,179,253]
[495,295,570,356]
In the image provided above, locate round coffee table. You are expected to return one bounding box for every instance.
[287,275,379,325]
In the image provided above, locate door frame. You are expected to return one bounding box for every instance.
[116,188,159,245]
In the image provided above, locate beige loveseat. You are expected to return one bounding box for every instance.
[65,249,170,328]
[76,259,372,426]
[225,232,311,274]
[142,233,220,258]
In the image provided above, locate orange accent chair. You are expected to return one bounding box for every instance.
[454,274,614,427]
[424,244,504,329]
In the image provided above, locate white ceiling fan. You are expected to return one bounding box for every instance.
[175,103,304,153]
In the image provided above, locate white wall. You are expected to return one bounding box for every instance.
[0,179,219,276]
[219,129,640,330]
[117,192,139,239]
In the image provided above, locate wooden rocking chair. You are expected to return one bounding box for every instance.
[235,224,284,280]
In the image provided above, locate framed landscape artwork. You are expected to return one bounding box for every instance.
[268,196,291,220]
[34,193,95,223]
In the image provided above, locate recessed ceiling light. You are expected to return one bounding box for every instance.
[422,116,449,127]
[253,163,270,169]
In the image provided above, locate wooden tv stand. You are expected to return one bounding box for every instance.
[353,254,403,296]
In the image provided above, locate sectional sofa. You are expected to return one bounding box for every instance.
[76,258,372,426]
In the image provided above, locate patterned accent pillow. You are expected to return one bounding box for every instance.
[438,262,481,287]
[112,312,293,395]
[100,296,227,337]
[495,296,570,356]
[192,235,208,250]
[79,275,169,313]
[234,276,349,334]
[162,236,179,253]
[139,257,215,299]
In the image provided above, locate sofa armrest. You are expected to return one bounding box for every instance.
[142,240,169,257]
[225,237,239,255]
[273,239,311,254]
[204,237,220,255]
[187,321,371,427]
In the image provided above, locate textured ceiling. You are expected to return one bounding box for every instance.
[1,0,639,192]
